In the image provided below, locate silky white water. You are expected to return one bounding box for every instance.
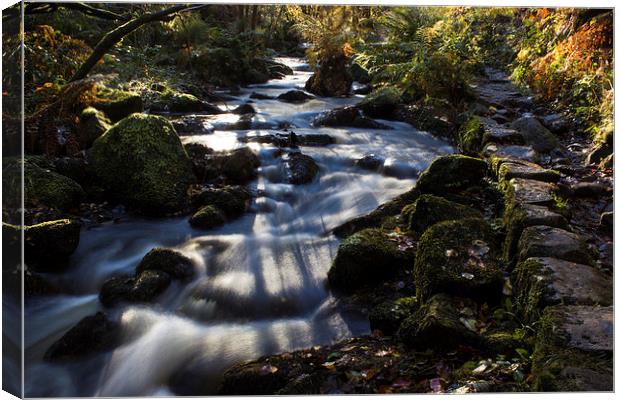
[24,57,453,396]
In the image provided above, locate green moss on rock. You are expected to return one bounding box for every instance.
[88,114,196,215]
[14,219,81,271]
[532,306,613,391]
[136,248,195,280]
[189,205,226,230]
[416,155,488,195]
[193,186,251,218]
[414,218,503,303]
[3,157,85,211]
[358,86,401,118]
[92,86,143,122]
[397,293,482,349]
[401,194,483,235]
[368,297,418,336]
[78,107,111,149]
[458,115,485,155]
[327,228,415,293]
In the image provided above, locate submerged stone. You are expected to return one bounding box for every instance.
[518,225,594,266]
[512,257,612,322]
[401,194,483,235]
[414,218,503,303]
[327,228,414,293]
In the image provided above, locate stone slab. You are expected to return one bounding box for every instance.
[518,225,593,266]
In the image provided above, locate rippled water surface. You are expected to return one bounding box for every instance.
[24,57,453,396]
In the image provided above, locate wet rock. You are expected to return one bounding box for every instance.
[249,92,275,100]
[91,87,143,122]
[284,152,319,184]
[355,154,384,171]
[304,53,352,97]
[532,305,613,391]
[277,90,314,103]
[511,116,559,153]
[393,103,456,138]
[503,203,568,262]
[242,133,334,147]
[193,186,251,218]
[44,312,120,362]
[77,107,111,149]
[482,144,539,163]
[88,114,196,215]
[357,87,400,119]
[468,102,490,116]
[414,218,503,303]
[600,211,612,233]
[353,84,371,95]
[498,162,560,184]
[369,297,418,336]
[401,194,483,235]
[189,205,226,230]
[16,220,81,271]
[220,147,260,183]
[219,115,253,130]
[136,248,194,280]
[232,103,257,115]
[416,155,488,195]
[185,143,218,181]
[398,293,482,350]
[100,270,172,306]
[3,157,85,211]
[312,106,390,129]
[512,257,612,322]
[504,178,557,207]
[518,226,594,266]
[171,116,215,136]
[327,228,415,293]
[569,182,611,198]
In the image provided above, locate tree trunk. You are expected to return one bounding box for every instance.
[69,4,190,82]
[250,5,259,31]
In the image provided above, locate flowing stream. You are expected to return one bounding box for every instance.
[24,57,453,397]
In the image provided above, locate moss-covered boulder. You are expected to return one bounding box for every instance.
[77,107,111,149]
[136,248,194,280]
[397,293,482,350]
[3,157,85,211]
[401,194,483,235]
[9,220,81,271]
[416,155,488,195]
[151,90,221,114]
[327,228,415,293]
[368,297,418,336]
[91,86,143,122]
[358,86,401,119]
[458,115,485,155]
[414,218,503,303]
[189,205,226,230]
[88,114,196,215]
[532,305,612,391]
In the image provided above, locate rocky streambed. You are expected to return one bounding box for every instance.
[7,58,612,396]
